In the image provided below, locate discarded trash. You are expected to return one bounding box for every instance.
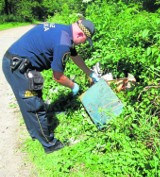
[80,78,123,129]
[106,73,136,92]
[101,73,113,81]
[81,63,136,129]
[91,62,136,92]
[92,62,103,77]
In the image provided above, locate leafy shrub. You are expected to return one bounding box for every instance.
[0,14,18,23]
[24,1,160,177]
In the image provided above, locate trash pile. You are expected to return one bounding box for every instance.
[91,62,136,92]
[80,62,136,129]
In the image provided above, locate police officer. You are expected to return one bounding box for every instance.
[2,19,99,154]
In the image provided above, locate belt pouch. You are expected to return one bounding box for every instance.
[28,70,44,91]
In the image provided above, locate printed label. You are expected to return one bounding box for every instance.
[43,23,55,32]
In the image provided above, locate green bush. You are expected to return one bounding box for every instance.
[21,1,160,177]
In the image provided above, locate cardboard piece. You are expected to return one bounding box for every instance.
[80,79,123,129]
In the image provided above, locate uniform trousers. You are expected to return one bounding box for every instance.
[2,55,57,152]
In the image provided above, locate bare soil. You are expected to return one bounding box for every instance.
[0,25,38,177]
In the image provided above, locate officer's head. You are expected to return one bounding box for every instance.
[72,19,95,47]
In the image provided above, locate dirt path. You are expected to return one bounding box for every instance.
[0,25,38,177]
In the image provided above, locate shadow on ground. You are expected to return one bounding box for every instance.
[46,93,82,131]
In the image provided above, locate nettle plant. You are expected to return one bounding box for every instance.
[38,2,160,176]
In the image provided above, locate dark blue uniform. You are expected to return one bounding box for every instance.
[8,23,77,71]
[2,23,77,152]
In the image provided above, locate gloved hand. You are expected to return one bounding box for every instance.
[71,82,80,96]
[89,72,100,83]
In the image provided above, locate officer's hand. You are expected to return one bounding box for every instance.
[71,82,80,96]
[89,72,100,83]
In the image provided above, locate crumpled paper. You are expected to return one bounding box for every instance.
[91,62,136,92]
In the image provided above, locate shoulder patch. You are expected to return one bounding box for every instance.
[60,31,71,46]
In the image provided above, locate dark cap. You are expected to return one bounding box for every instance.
[77,19,95,47]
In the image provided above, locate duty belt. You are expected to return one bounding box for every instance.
[5,51,32,73]
[5,51,22,60]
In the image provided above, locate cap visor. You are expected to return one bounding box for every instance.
[88,38,93,47]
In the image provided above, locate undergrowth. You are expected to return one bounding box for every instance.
[22,1,160,177]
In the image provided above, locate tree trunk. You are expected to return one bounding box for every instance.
[4,0,9,14]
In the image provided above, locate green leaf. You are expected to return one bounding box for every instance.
[147,47,152,56]
[142,29,150,39]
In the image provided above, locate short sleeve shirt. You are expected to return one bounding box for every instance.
[8,23,77,72]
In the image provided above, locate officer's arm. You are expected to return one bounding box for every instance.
[53,71,74,89]
[70,55,92,76]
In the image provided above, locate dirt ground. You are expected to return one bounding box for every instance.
[0,25,38,177]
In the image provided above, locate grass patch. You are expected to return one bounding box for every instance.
[0,21,41,31]
[0,22,30,30]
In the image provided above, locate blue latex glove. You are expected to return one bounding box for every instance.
[71,82,80,96]
[89,72,100,83]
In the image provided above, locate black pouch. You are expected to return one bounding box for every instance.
[27,70,44,91]
[10,57,22,71]
[19,58,31,74]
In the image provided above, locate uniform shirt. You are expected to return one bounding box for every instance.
[8,23,77,72]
